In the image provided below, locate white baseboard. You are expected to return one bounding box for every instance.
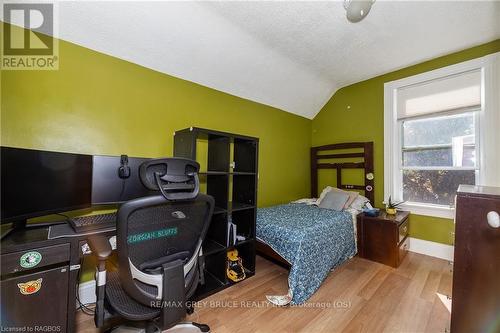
[408,237,454,261]
[77,280,96,307]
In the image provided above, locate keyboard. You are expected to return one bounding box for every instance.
[68,213,116,233]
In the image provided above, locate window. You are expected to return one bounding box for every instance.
[385,53,500,218]
[401,112,477,206]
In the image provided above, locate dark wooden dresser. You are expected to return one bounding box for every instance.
[451,185,500,333]
[357,210,409,268]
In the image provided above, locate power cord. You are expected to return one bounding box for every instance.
[76,255,96,316]
[119,178,126,200]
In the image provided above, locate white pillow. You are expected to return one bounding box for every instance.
[330,188,359,209]
[344,191,359,209]
[349,195,370,211]
[318,190,350,211]
[316,186,333,205]
[316,186,359,210]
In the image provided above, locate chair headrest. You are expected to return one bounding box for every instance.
[139,158,200,201]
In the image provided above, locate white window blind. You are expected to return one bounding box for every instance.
[397,69,481,120]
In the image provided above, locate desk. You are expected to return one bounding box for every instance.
[0,225,114,332]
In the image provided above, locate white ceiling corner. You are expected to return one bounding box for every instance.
[8,1,500,119]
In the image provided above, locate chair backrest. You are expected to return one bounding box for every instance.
[116,194,214,306]
[116,158,214,306]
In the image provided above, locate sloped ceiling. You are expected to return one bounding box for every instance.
[7,1,500,118]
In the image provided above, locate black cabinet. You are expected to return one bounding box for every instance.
[174,127,258,299]
[0,242,71,332]
[1,266,69,331]
[1,224,115,332]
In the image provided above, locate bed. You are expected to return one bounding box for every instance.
[256,142,374,304]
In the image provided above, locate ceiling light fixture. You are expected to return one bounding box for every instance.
[343,0,375,23]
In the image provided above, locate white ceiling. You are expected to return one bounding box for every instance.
[8,1,500,119]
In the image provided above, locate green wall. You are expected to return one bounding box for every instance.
[1,33,312,208]
[2,21,499,248]
[312,39,500,245]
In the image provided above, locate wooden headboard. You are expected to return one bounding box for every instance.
[311,142,374,204]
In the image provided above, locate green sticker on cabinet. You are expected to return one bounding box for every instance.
[20,251,42,268]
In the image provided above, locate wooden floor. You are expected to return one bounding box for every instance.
[76,252,452,333]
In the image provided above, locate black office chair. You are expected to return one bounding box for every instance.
[88,158,214,332]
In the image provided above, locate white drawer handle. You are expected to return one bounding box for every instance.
[487,211,500,228]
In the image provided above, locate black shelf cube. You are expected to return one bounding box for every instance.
[207,174,228,210]
[208,135,230,172]
[234,138,257,173]
[231,209,255,240]
[192,270,226,301]
[205,213,228,249]
[234,240,256,275]
[232,174,256,206]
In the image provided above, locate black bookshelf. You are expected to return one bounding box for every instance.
[173,127,258,300]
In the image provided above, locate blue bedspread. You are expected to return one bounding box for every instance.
[256,204,356,304]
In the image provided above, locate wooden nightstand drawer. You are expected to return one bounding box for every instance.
[398,236,409,265]
[398,219,409,244]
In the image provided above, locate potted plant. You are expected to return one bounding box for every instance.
[385,196,405,215]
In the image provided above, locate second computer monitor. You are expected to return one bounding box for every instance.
[91,155,154,205]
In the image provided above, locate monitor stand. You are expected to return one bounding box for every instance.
[1,225,14,240]
[1,219,67,240]
[0,220,25,240]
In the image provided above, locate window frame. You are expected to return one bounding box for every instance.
[384,53,500,219]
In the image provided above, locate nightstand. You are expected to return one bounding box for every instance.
[356,210,410,268]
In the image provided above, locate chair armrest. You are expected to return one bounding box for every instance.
[159,259,187,329]
[87,235,112,262]
[87,235,112,328]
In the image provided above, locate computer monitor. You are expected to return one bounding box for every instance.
[0,147,93,224]
[91,155,154,205]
